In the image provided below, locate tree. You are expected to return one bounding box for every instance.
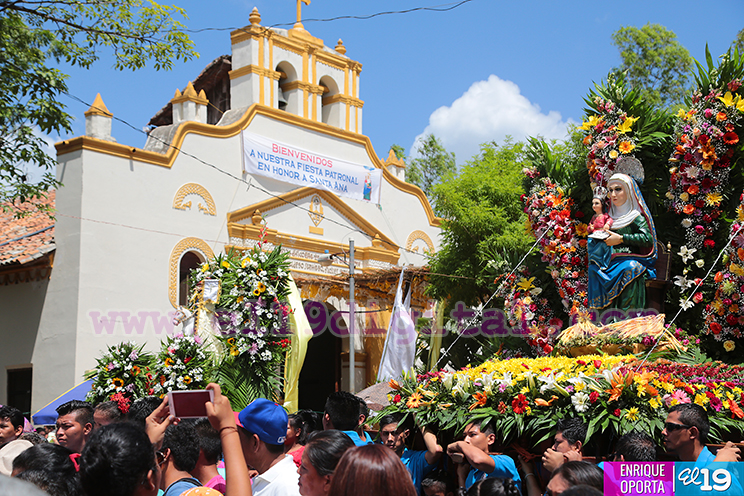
[733,28,744,56]
[611,23,692,109]
[0,1,197,212]
[406,134,456,207]
[390,144,406,160]
[426,139,532,307]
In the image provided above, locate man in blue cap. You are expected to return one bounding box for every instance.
[237,398,300,496]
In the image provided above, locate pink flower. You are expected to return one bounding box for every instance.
[107,362,115,371]
[693,292,704,304]
[168,347,176,354]
[194,335,204,345]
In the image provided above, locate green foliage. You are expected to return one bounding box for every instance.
[390,144,406,160]
[426,139,532,307]
[0,1,197,211]
[732,29,744,57]
[611,23,693,109]
[407,134,457,208]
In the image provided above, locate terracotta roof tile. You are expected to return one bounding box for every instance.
[0,191,56,266]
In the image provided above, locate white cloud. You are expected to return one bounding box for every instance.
[411,75,575,163]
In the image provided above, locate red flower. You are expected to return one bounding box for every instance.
[710,323,722,335]
[589,391,600,404]
[593,360,602,369]
[704,239,715,249]
[727,315,738,326]
[723,132,739,145]
[184,357,192,364]
[512,394,528,414]
[393,394,402,404]
[693,292,704,304]
[612,409,622,417]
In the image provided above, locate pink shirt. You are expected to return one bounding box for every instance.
[205,475,227,495]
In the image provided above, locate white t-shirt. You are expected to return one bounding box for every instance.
[252,455,301,496]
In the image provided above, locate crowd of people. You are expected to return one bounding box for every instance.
[0,387,742,496]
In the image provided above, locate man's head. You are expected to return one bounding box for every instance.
[379,413,409,454]
[553,418,587,454]
[323,392,362,431]
[127,396,163,427]
[0,406,24,447]
[613,431,656,462]
[461,419,495,454]
[55,400,94,453]
[421,469,455,496]
[546,461,603,496]
[237,398,288,471]
[662,403,709,456]
[192,418,222,466]
[160,423,200,488]
[93,401,124,430]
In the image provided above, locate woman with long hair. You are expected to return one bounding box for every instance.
[328,444,417,496]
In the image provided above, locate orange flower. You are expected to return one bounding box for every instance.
[715,271,724,283]
[388,379,401,390]
[618,141,635,154]
[730,401,744,419]
[738,248,744,261]
[132,366,141,376]
[406,391,423,409]
[716,111,727,122]
[534,395,559,407]
[582,135,592,146]
[687,185,699,195]
[469,392,488,411]
[683,205,695,215]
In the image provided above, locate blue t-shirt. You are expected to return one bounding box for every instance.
[465,454,522,493]
[694,446,716,468]
[342,430,374,446]
[400,448,436,495]
[163,477,201,496]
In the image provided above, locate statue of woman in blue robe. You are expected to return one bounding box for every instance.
[587,173,657,311]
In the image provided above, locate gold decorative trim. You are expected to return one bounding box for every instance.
[322,93,363,108]
[84,93,112,117]
[171,82,208,106]
[168,238,215,308]
[405,230,435,254]
[309,226,323,235]
[173,183,217,215]
[229,64,281,81]
[55,104,441,227]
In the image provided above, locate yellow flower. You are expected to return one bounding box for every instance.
[618,141,635,154]
[517,277,536,291]
[221,260,230,269]
[680,192,689,202]
[253,289,261,296]
[227,337,236,345]
[575,223,588,237]
[719,91,736,107]
[724,340,736,352]
[676,108,688,120]
[649,397,662,410]
[112,378,124,388]
[662,382,675,393]
[241,259,248,268]
[520,387,530,395]
[230,347,239,356]
[730,264,744,277]
[609,150,618,159]
[201,263,209,273]
[164,358,174,367]
[706,192,723,207]
[184,376,192,385]
[694,393,709,406]
[257,282,266,293]
[617,116,639,134]
[237,295,244,304]
[574,382,586,392]
[580,115,601,130]
[736,95,744,112]
[625,407,639,421]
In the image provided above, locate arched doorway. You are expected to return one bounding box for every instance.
[298,300,342,412]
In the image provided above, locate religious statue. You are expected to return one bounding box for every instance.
[587,172,657,311]
[587,191,613,270]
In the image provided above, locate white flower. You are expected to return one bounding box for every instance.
[686,166,700,179]
[682,218,692,228]
[442,373,454,390]
[530,287,543,296]
[479,372,495,394]
[695,259,705,268]
[496,372,513,390]
[674,275,693,289]
[678,246,697,264]
[538,371,564,393]
[572,392,590,413]
[679,298,695,311]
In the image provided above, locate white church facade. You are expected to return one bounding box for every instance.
[0,7,441,414]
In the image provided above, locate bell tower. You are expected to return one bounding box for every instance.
[229,6,364,133]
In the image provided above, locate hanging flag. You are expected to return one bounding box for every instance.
[377,268,417,382]
[283,275,314,413]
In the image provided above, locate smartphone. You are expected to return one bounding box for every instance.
[168,389,214,418]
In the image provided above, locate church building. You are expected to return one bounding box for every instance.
[0,6,441,414]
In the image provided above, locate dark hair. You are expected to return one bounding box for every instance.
[324,391,362,431]
[12,443,81,496]
[20,432,47,445]
[162,422,200,472]
[79,423,155,496]
[328,444,417,496]
[614,431,656,461]
[127,396,163,427]
[379,413,405,431]
[288,410,318,446]
[669,403,710,443]
[304,430,356,476]
[592,196,609,214]
[192,418,222,465]
[0,405,24,431]
[465,418,494,436]
[556,418,587,446]
[422,469,455,495]
[0,473,54,496]
[560,485,604,496]
[357,397,370,423]
[95,401,125,423]
[466,478,520,496]
[551,461,603,493]
[56,400,94,428]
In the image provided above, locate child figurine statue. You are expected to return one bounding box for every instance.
[587,195,613,269]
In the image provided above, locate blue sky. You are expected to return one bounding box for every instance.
[42,0,744,176]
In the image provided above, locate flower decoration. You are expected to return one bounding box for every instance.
[152,334,212,396]
[372,355,744,446]
[187,221,293,406]
[85,342,155,406]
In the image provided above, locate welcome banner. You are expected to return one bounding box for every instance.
[242,130,382,204]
